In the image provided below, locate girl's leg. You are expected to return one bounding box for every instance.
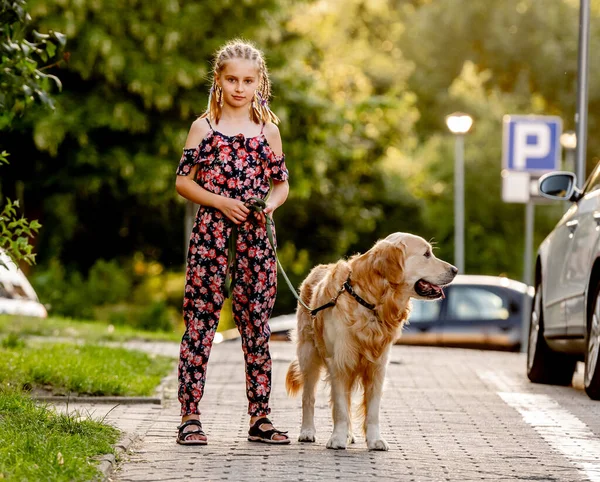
[232,222,287,441]
[232,222,278,417]
[178,210,230,425]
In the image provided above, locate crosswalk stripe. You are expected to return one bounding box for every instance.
[478,370,600,482]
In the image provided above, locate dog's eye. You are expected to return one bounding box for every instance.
[424,250,431,258]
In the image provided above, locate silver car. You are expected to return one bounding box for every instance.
[527,163,600,400]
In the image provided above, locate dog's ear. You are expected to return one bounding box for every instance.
[372,240,406,285]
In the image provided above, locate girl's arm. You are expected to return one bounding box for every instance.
[175,119,250,225]
[262,123,290,220]
[265,180,289,215]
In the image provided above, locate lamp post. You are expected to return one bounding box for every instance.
[445,112,473,275]
[560,130,577,173]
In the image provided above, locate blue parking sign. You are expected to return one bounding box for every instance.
[502,115,562,173]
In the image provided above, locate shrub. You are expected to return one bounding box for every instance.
[86,259,131,305]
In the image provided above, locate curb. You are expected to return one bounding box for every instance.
[33,395,162,404]
[96,433,138,481]
[96,364,178,481]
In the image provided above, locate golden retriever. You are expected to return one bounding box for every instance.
[285,232,457,451]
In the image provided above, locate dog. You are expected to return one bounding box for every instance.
[285,232,457,451]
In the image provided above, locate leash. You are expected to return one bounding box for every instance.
[225,197,376,318]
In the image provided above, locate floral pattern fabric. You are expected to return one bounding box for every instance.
[177,123,288,417]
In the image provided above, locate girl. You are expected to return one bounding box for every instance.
[175,40,290,446]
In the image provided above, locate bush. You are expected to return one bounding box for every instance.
[28,253,239,333]
[86,259,131,305]
[94,301,180,333]
[30,255,184,332]
[31,260,91,318]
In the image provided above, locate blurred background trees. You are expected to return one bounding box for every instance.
[0,0,596,329]
[0,0,64,266]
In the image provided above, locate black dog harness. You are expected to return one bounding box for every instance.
[309,276,376,317]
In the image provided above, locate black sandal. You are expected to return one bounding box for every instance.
[176,419,208,446]
[248,417,290,445]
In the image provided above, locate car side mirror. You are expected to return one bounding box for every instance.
[538,172,582,202]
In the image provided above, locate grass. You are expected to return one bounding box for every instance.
[0,338,175,396]
[0,388,120,481]
[0,314,183,343]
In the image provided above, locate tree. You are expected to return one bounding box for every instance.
[4,0,598,318]
[397,0,595,278]
[0,0,64,266]
[0,0,300,272]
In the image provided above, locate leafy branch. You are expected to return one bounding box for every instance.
[0,0,63,266]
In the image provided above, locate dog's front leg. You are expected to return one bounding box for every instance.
[363,361,389,451]
[325,360,350,450]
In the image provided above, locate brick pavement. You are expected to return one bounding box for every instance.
[103,340,600,482]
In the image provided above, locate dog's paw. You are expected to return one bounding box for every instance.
[326,434,347,450]
[367,438,389,451]
[298,429,316,443]
[347,432,356,444]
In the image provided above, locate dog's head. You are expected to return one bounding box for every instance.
[372,232,457,300]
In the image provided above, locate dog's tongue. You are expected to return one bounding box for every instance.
[418,280,444,298]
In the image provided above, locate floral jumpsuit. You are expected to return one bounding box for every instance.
[176,118,289,417]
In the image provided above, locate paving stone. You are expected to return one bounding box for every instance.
[55,340,600,482]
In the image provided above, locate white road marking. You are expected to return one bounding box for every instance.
[478,370,600,482]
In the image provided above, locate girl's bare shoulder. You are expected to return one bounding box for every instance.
[262,122,283,155]
[184,117,212,149]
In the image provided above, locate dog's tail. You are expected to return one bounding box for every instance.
[285,359,303,397]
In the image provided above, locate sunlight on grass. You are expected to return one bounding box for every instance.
[0,314,183,343]
[0,340,175,396]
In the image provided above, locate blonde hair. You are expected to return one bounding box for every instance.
[201,39,279,125]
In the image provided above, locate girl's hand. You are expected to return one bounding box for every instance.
[218,197,250,225]
[257,202,275,224]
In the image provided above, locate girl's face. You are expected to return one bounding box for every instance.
[216,59,260,110]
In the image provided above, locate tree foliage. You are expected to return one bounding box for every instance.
[0,0,63,266]
[398,0,595,274]
[1,0,295,272]
[1,0,599,316]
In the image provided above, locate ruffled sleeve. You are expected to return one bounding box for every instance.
[269,152,289,182]
[176,147,200,176]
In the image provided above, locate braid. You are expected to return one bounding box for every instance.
[201,39,280,125]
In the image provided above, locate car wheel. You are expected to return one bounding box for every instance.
[527,281,576,385]
[584,282,600,400]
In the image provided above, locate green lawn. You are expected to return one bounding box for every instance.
[0,338,175,396]
[0,314,182,343]
[0,388,120,481]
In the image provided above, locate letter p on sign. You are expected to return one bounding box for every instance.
[502,115,562,173]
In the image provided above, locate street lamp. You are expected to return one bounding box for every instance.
[560,130,577,173]
[445,112,473,275]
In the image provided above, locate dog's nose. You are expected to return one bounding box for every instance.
[450,266,458,275]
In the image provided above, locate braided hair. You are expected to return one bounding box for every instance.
[202,39,279,125]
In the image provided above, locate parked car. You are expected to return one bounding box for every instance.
[527,165,600,400]
[399,274,532,351]
[0,249,47,318]
[267,274,532,350]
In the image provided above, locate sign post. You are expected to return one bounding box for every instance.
[502,115,562,352]
[576,0,590,188]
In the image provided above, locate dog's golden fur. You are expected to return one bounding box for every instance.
[285,232,456,451]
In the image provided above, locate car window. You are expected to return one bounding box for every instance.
[447,286,509,320]
[409,300,442,322]
[11,283,29,300]
[583,162,600,195]
[0,281,11,299]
